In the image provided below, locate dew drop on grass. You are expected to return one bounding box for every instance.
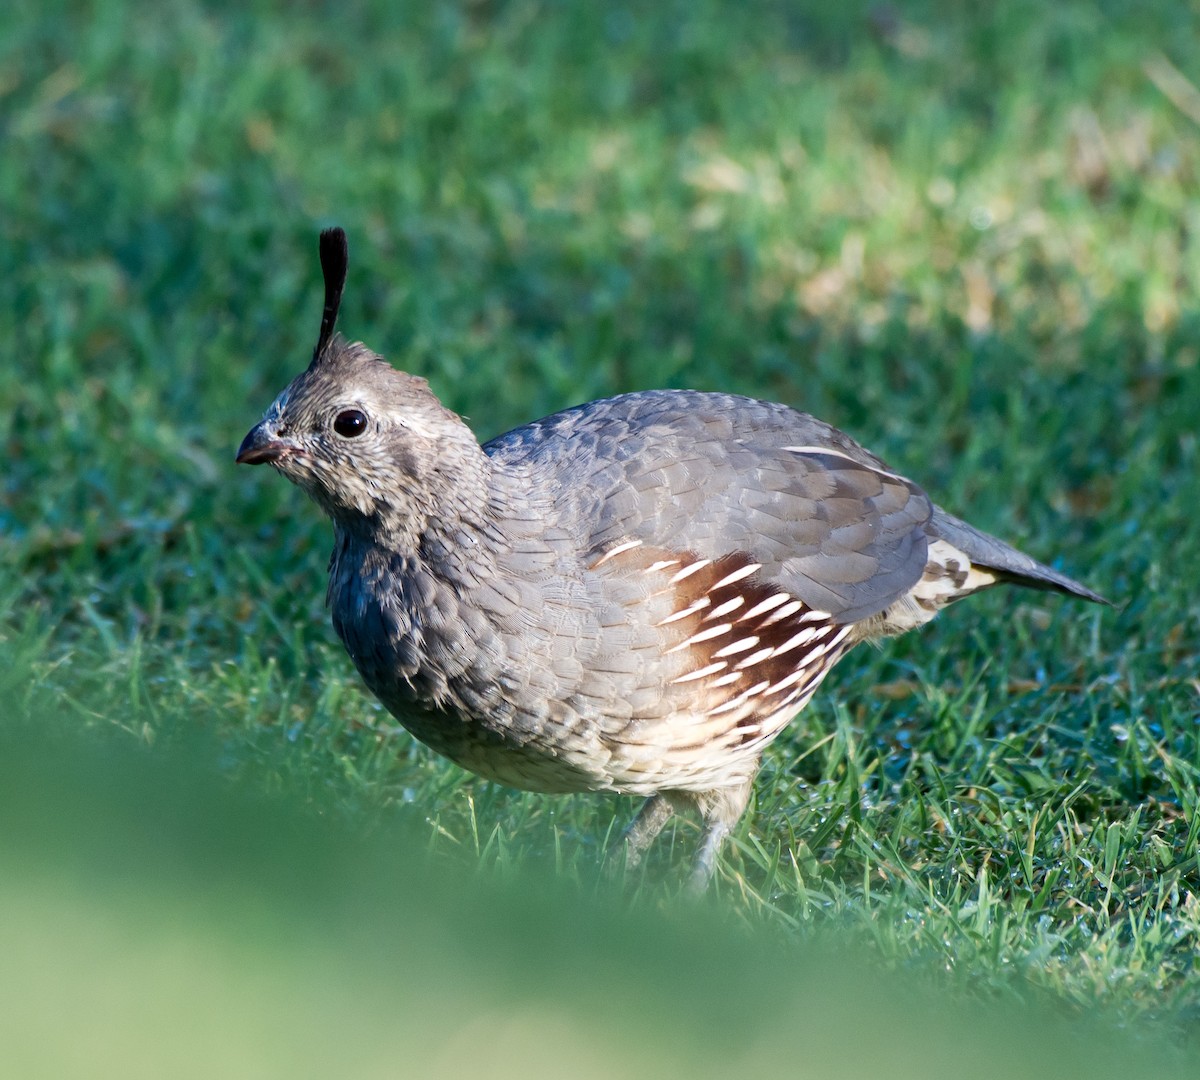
[969,206,993,230]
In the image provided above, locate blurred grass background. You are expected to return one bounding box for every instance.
[2,0,1200,1072]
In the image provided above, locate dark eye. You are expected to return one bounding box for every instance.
[333,409,368,438]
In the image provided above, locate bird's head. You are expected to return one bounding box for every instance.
[237,228,484,537]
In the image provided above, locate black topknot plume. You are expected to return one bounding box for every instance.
[313,227,349,364]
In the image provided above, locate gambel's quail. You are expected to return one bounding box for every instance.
[238,228,1107,887]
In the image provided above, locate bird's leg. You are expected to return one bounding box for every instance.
[621,795,676,868]
[689,820,732,892]
[688,779,755,892]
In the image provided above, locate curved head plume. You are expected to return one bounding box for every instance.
[238,224,484,534]
[313,227,349,364]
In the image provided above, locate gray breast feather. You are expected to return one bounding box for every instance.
[485,390,933,623]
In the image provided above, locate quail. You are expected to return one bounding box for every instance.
[237,228,1107,888]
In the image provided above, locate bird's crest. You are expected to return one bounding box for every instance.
[313,226,349,365]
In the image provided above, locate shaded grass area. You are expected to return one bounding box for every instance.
[3,0,1200,1055]
[3,727,1193,1079]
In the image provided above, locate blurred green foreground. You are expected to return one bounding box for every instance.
[0,725,1190,1080]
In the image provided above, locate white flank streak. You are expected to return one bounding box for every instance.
[805,628,851,661]
[643,559,681,574]
[762,628,853,695]
[738,593,792,621]
[655,597,711,626]
[709,670,744,688]
[782,445,906,482]
[782,444,860,461]
[672,661,728,685]
[594,539,643,566]
[709,680,772,716]
[771,626,822,657]
[712,635,760,659]
[707,698,746,717]
[787,633,846,668]
[705,596,745,621]
[760,599,804,626]
[711,563,761,590]
[764,666,817,695]
[813,628,852,656]
[800,608,832,622]
[669,559,712,584]
[734,646,775,670]
[667,623,732,653]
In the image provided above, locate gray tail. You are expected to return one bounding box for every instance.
[928,507,1110,606]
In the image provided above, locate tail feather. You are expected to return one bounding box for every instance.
[928,506,1110,606]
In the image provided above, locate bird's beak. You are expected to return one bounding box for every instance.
[236,421,290,465]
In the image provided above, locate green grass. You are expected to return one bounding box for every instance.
[4,0,1200,1068]
[4,728,1193,1079]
